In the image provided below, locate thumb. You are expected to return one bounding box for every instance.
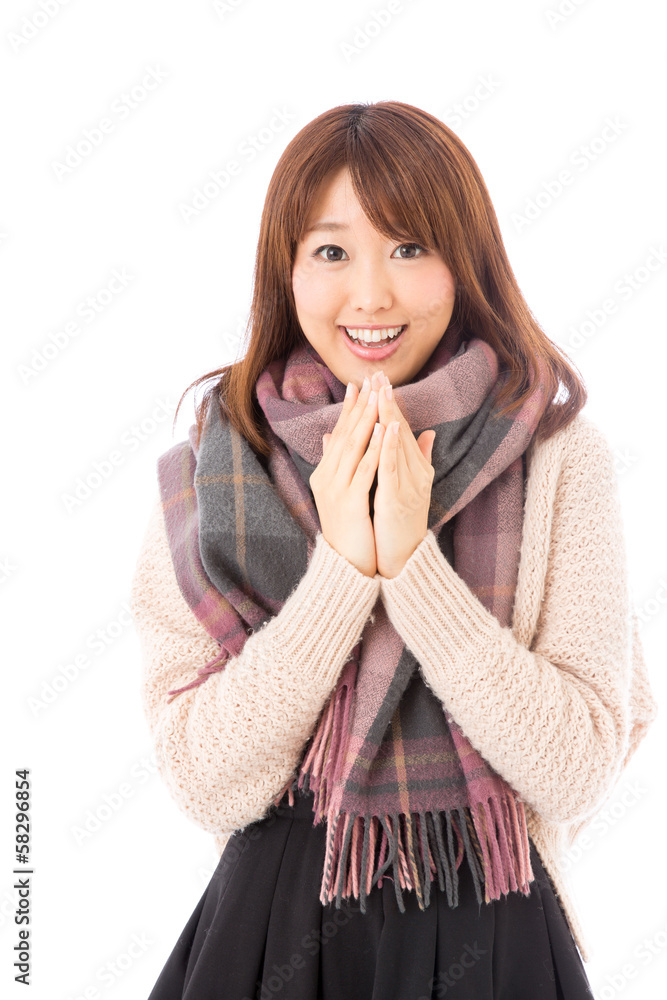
[427,430,436,463]
[419,431,435,464]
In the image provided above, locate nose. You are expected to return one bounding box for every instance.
[347,257,393,317]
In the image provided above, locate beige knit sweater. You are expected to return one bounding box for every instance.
[130,410,658,965]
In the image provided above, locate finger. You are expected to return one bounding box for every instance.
[324,377,373,468]
[379,418,401,496]
[335,383,381,485]
[380,384,414,447]
[350,417,384,493]
[380,384,421,479]
[420,429,436,464]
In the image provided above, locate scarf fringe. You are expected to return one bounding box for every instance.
[269,675,535,913]
[166,647,229,702]
[307,791,534,914]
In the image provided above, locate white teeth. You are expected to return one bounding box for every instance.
[344,325,404,343]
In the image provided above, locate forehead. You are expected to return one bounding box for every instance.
[303,170,361,229]
[302,195,401,244]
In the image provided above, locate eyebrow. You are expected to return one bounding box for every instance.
[303,221,350,234]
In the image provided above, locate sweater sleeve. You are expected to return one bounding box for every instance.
[130,498,381,837]
[378,419,657,826]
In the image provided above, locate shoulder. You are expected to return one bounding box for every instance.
[528,409,617,489]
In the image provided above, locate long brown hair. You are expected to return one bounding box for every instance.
[174,100,586,458]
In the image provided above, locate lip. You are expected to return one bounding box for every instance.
[339,324,406,360]
[341,323,404,330]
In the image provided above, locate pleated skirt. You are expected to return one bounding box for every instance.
[147,785,595,1000]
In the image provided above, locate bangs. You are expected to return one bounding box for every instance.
[346,149,443,252]
[292,109,449,256]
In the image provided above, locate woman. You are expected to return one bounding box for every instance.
[130,101,657,999]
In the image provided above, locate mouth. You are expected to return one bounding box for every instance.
[339,324,407,359]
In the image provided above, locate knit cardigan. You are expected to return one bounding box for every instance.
[130,410,658,965]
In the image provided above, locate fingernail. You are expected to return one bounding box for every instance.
[367,389,377,406]
[345,381,354,398]
[362,376,370,392]
[385,384,392,400]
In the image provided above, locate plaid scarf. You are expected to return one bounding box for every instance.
[157,322,549,916]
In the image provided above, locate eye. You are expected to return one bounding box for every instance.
[391,243,427,259]
[311,245,349,262]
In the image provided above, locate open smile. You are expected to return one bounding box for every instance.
[339,324,407,360]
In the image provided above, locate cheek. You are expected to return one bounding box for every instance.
[413,267,456,323]
[292,262,337,319]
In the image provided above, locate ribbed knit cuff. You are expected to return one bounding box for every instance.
[262,531,381,688]
[379,529,501,677]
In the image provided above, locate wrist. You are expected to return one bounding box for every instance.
[377,532,431,580]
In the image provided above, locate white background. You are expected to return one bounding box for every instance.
[2,0,665,997]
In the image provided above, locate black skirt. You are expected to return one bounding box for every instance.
[147,785,595,999]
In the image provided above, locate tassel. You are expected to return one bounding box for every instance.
[375,821,390,888]
[492,794,517,892]
[515,797,533,889]
[443,810,459,906]
[418,812,431,909]
[298,665,355,824]
[386,814,404,911]
[166,647,229,702]
[317,793,533,915]
[360,815,371,912]
[299,689,333,783]
[426,812,448,902]
[335,812,356,907]
[469,800,495,901]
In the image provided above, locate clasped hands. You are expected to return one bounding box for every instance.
[321,370,436,579]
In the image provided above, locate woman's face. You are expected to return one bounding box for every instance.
[291,166,456,389]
